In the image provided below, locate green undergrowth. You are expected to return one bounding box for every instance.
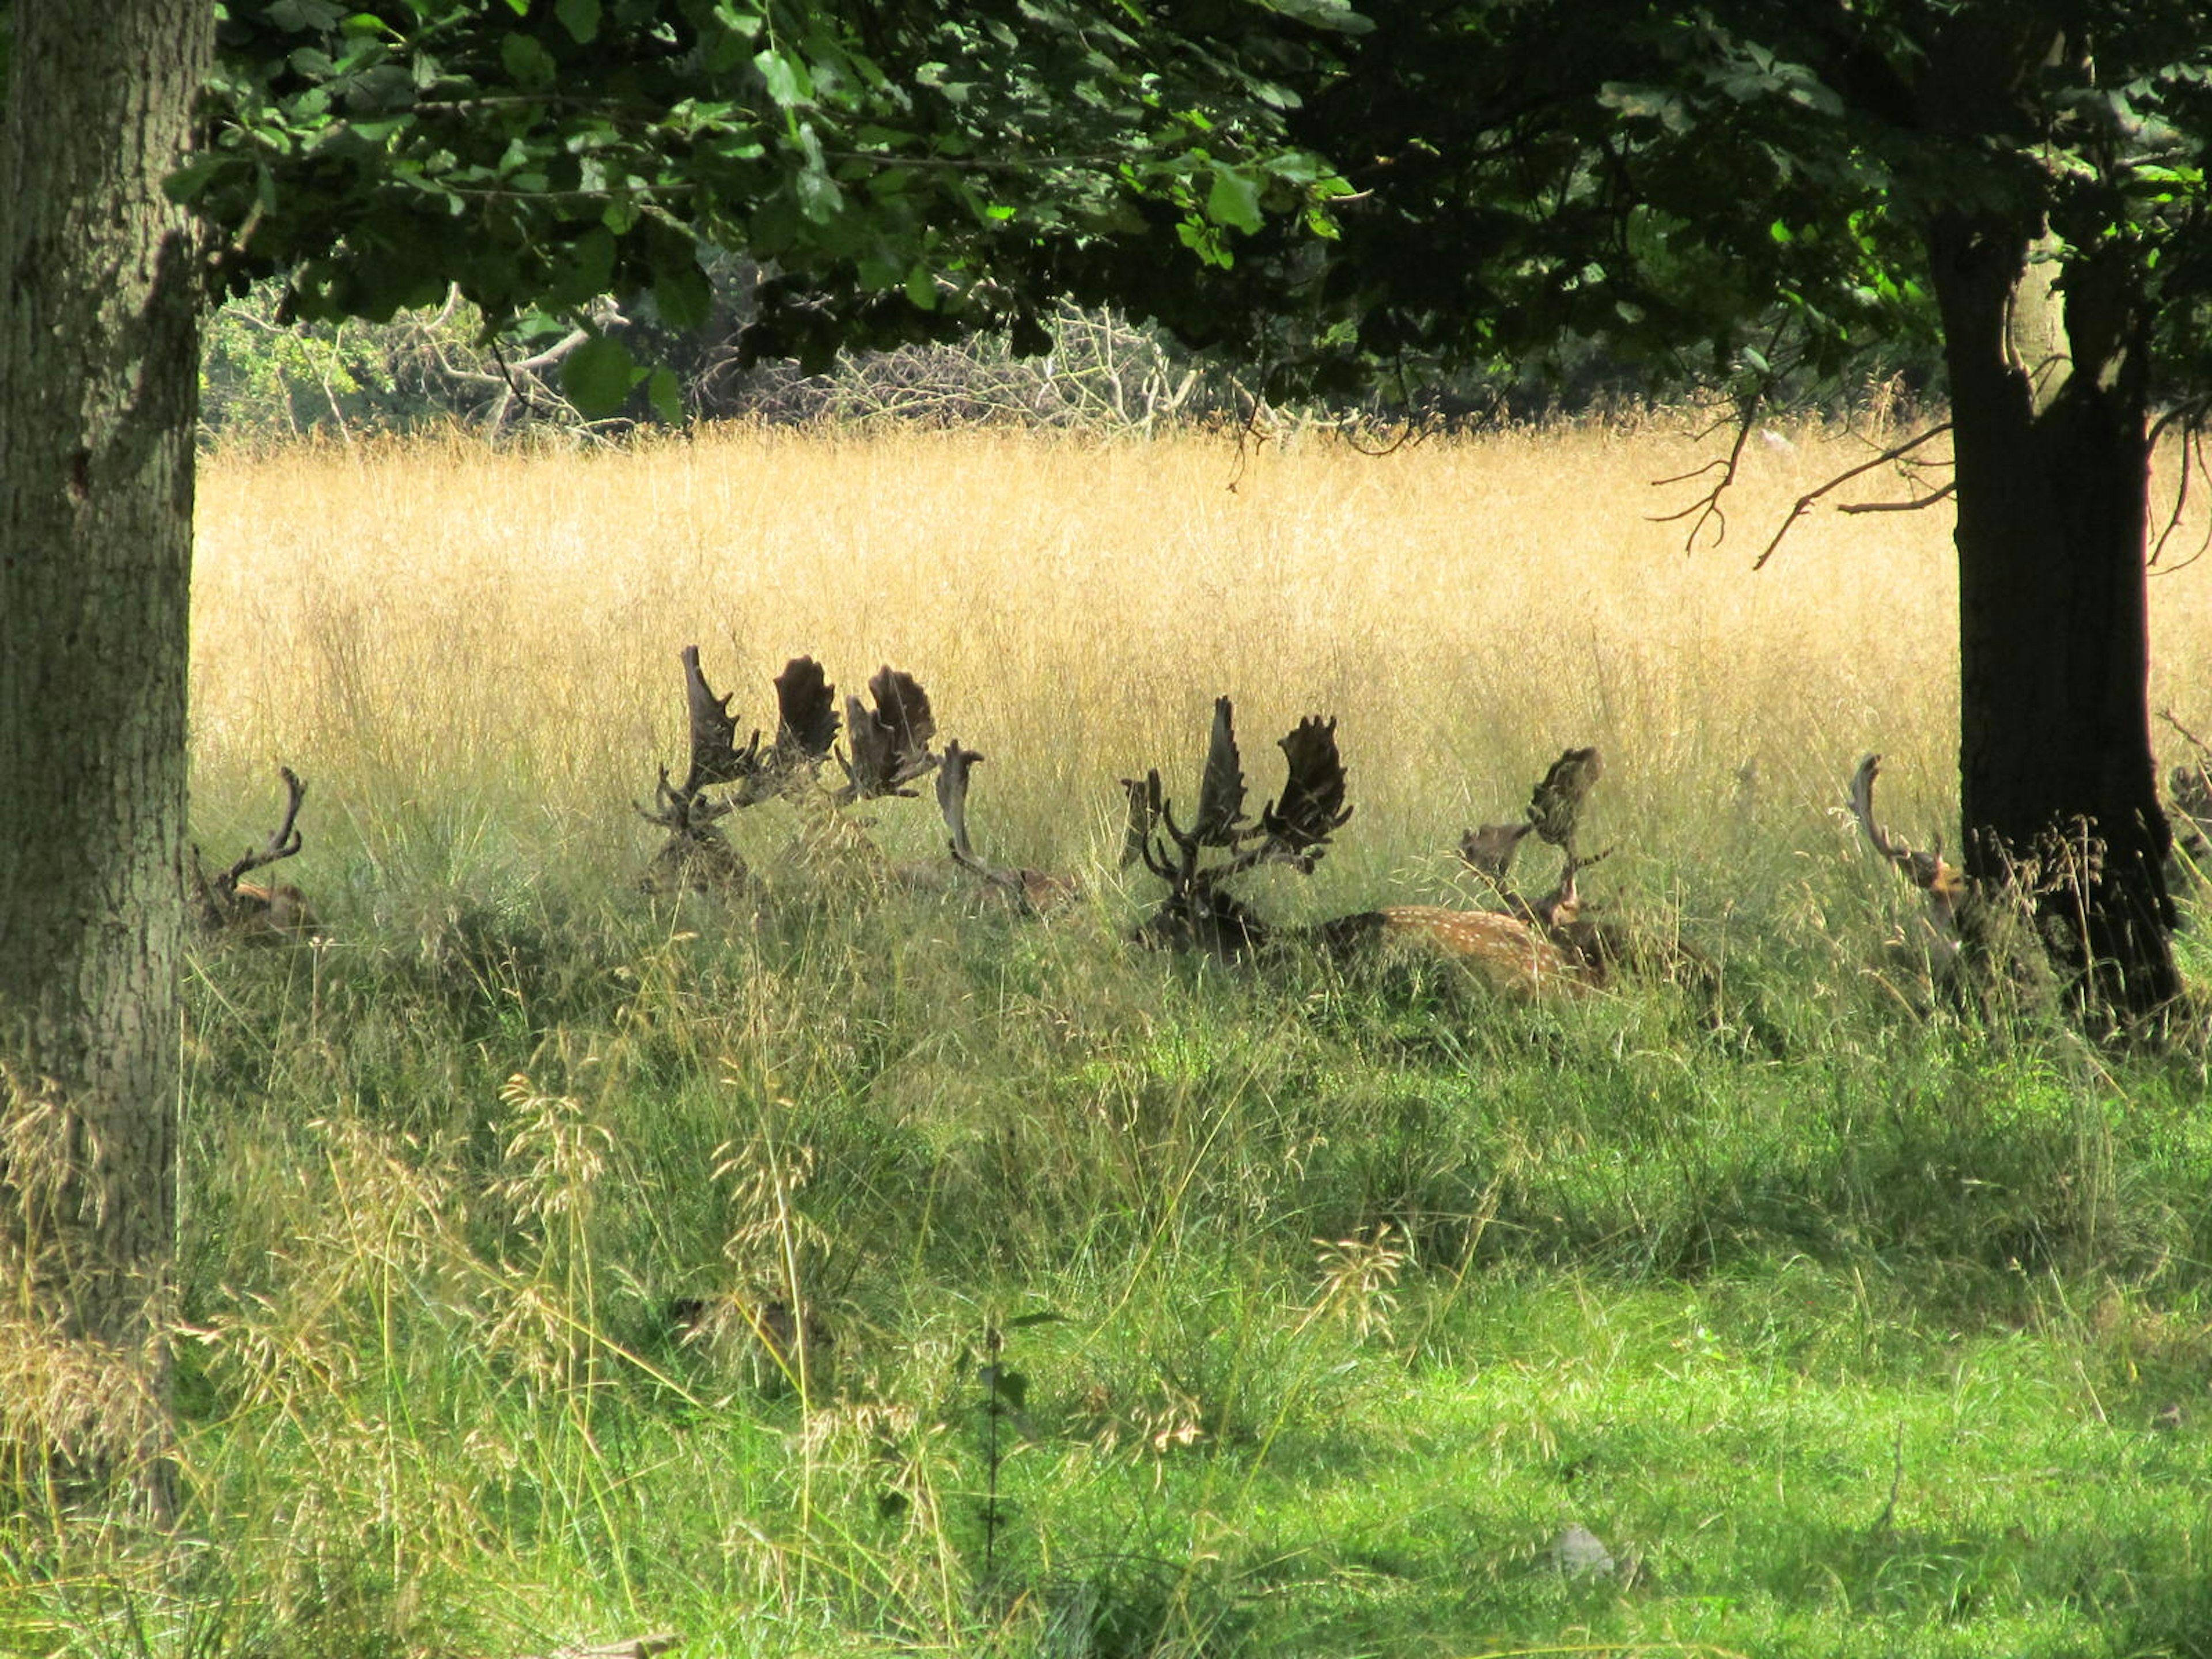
[8,817,2212,1659]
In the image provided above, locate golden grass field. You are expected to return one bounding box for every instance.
[189,419,2212,916]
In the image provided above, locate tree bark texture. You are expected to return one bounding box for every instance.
[1923,217,2180,1021]
[0,0,211,1504]
[1909,16,2181,1025]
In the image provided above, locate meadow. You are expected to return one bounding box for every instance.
[12,417,2212,1658]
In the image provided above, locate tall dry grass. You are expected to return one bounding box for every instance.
[190,419,2212,913]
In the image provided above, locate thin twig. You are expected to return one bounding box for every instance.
[1835,480,1959,516]
[1649,399,1760,551]
[2151,414,2212,574]
[1752,421,1954,570]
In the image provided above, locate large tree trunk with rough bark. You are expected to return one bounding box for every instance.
[1908,13,2182,1029]
[1923,210,2179,1025]
[0,0,211,1511]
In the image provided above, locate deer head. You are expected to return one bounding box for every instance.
[191,766,319,939]
[1126,698,1353,956]
[1847,753,1969,946]
[936,739,1079,912]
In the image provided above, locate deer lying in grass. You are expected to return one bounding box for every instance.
[190,766,319,940]
[640,645,941,892]
[639,647,835,892]
[2160,713,2212,884]
[1126,698,1585,995]
[935,739,1082,914]
[1847,752,1971,967]
[1457,747,1632,976]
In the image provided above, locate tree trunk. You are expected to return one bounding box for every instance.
[0,0,211,1512]
[1924,209,2180,1025]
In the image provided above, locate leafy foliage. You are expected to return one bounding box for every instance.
[188,0,1363,411]
[1241,2,2212,408]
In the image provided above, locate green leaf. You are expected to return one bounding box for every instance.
[561,335,640,418]
[554,0,601,44]
[500,32,555,88]
[654,259,713,331]
[1248,0,1373,32]
[1206,165,1264,234]
[796,169,842,223]
[755,48,811,109]
[905,263,939,310]
[646,366,683,425]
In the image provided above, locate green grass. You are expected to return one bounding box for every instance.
[13,423,2212,1656]
[8,798,2210,1658]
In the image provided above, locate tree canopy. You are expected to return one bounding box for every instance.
[187,0,1365,413]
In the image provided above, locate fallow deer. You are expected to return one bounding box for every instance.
[1847,752,1970,963]
[1127,698,1584,996]
[190,766,319,940]
[936,739,1082,913]
[639,647,842,892]
[641,647,945,891]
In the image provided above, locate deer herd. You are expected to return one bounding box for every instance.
[195,646,2212,1005]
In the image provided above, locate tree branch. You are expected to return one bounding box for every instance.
[1751,421,1954,570]
[1649,399,1759,552]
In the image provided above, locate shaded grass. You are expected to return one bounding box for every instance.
[20,849,2187,1658]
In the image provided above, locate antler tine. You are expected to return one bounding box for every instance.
[1120,774,1161,870]
[638,763,733,832]
[224,765,308,885]
[1193,696,1248,847]
[937,740,979,857]
[937,739,1037,899]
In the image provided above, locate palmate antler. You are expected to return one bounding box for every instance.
[839,666,938,801]
[1126,697,1356,954]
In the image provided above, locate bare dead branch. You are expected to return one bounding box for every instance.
[1649,402,1759,551]
[1834,482,1959,516]
[1752,422,1955,570]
